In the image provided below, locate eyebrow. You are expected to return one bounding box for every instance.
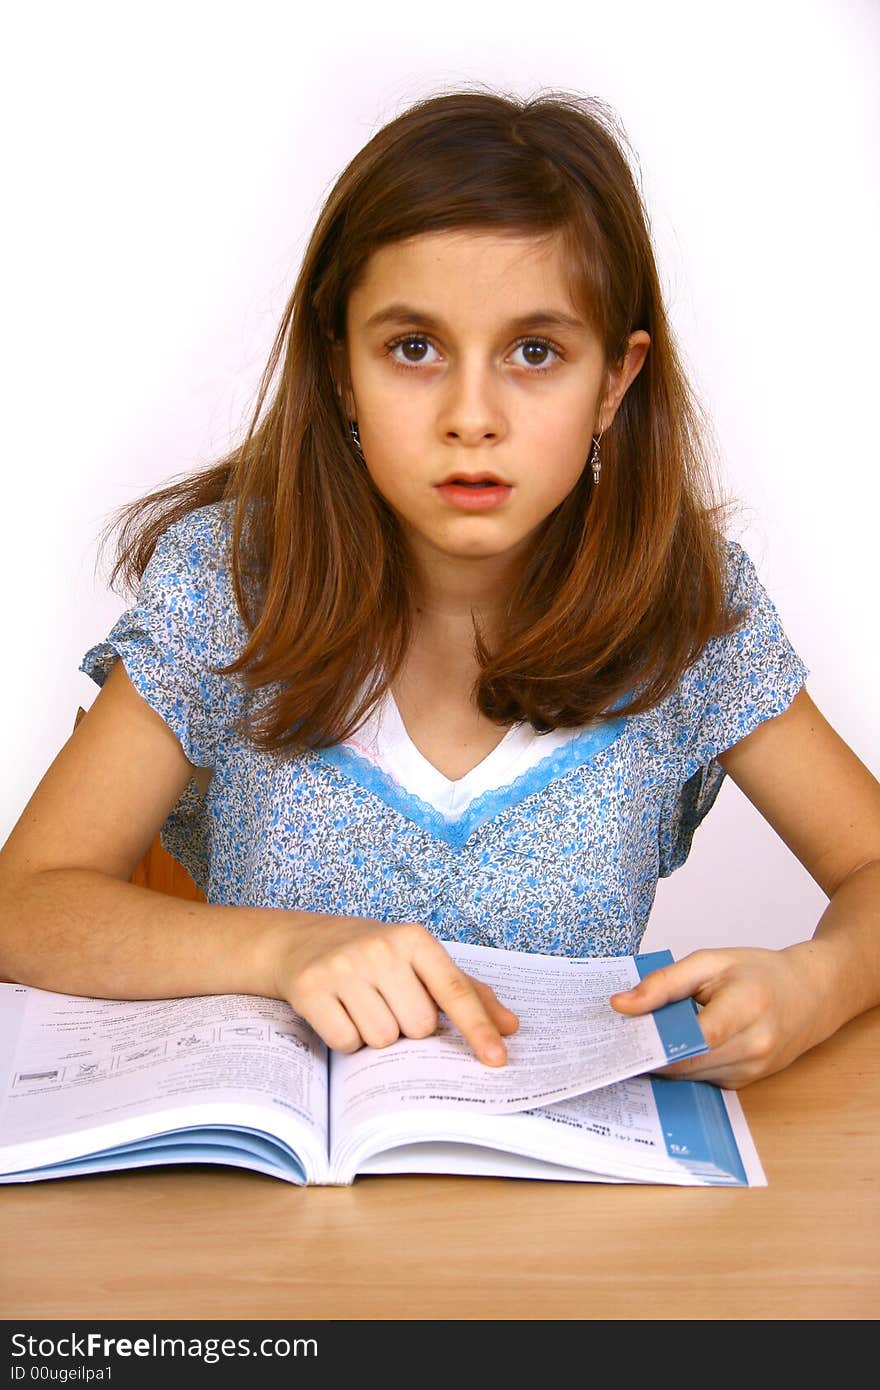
[362,303,587,334]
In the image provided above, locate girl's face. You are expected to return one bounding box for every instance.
[338,228,649,606]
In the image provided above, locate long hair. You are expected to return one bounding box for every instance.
[100,84,744,752]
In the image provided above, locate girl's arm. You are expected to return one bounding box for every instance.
[0,661,517,1066]
[611,687,880,1086]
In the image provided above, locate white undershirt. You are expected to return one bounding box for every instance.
[342,687,582,819]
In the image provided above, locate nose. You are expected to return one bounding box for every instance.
[439,355,507,445]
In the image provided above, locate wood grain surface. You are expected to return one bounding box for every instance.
[1,1006,877,1321]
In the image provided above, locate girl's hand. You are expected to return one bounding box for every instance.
[268,914,520,1066]
[609,942,833,1089]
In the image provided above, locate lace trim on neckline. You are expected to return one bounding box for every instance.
[316,718,628,847]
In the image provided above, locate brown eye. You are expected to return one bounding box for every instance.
[511,338,562,370]
[388,335,437,366]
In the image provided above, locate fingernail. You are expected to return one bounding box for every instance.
[484,1043,506,1064]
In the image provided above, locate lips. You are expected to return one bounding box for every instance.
[435,474,513,512]
[437,471,511,486]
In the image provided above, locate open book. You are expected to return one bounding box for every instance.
[0,941,765,1187]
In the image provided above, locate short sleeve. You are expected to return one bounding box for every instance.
[656,540,809,876]
[79,504,237,769]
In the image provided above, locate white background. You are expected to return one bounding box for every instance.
[2,0,877,957]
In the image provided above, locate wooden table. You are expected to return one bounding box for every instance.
[1,1008,878,1321]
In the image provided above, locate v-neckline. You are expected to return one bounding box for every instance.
[385,687,523,791]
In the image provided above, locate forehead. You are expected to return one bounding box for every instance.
[348,227,583,320]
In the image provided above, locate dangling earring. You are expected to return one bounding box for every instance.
[589,430,603,486]
[349,420,364,458]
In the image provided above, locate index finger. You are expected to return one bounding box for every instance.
[416,940,510,1066]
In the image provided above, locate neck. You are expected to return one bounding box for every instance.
[405,536,526,642]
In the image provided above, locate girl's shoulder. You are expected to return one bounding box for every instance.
[151,499,235,575]
[713,536,797,665]
[146,500,241,624]
[131,499,246,667]
[633,535,809,785]
[707,535,754,609]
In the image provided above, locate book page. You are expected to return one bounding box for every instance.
[352,1079,690,1184]
[330,941,704,1136]
[352,1077,763,1186]
[0,984,328,1167]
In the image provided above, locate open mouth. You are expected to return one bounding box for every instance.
[438,474,511,488]
[434,477,513,510]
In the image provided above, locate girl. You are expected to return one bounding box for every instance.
[1,88,878,1089]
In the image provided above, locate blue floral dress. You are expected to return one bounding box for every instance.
[80,502,809,958]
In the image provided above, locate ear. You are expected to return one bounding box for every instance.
[599,331,650,433]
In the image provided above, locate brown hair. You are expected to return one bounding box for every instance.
[100,83,744,752]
